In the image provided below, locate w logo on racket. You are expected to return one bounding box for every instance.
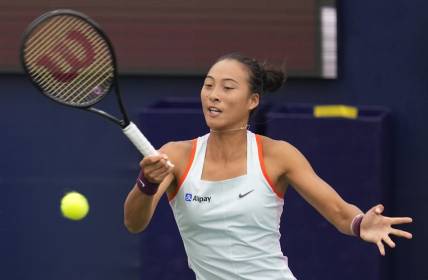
[21,9,162,160]
[35,30,95,82]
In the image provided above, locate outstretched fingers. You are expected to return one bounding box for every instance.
[376,227,412,256]
[383,235,396,248]
[389,217,413,225]
[376,235,396,256]
[376,241,386,256]
[390,228,413,239]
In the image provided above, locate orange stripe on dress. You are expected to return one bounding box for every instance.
[255,134,284,199]
[167,139,197,202]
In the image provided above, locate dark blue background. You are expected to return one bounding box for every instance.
[0,0,426,279]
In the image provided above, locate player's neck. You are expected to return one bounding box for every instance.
[207,127,248,161]
[209,123,249,134]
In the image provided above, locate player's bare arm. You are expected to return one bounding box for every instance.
[260,136,412,255]
[124,140,193,233]
[260,136,361,234]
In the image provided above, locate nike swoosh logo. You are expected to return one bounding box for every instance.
[239,189,255,199]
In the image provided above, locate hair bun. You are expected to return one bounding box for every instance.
[262,64,287,93]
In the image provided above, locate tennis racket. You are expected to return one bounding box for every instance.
[20,9,158,158]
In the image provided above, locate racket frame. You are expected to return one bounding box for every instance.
[20,9,130,128]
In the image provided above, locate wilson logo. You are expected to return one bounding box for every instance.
[36,30,95,82]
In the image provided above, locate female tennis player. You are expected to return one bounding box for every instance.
[124,53,413,280]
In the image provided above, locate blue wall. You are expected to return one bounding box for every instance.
[1,0,426,279]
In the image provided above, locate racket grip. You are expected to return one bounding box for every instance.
[122,122,158,156]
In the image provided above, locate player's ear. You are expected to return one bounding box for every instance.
[248,93,259,111]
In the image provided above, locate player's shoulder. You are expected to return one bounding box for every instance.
[161,140,194,152]
[159,139,196,164]
[256,134,299,159]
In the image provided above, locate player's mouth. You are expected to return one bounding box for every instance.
[207,106,222,117]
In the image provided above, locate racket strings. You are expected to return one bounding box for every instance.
[25,18,91,78]
[39,25,109,93]
[52,36,112,101]
[25,16,74,61]
[43,46,110,101]
[23,14,114,107]
[32,20,112,99]
[58,38,111,94]
[25,18,108,100]
[70,64,112,103]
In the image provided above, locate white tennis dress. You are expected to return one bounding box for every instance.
[169,131,296,280]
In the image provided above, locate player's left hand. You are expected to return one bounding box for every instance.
[360,204,413,256]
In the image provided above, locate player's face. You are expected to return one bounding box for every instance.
[201,59,259,131]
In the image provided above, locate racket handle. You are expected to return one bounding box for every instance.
[122,122,158,156]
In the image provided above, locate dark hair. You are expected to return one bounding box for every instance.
[215,52,286,96]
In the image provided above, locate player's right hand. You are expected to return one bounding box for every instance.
[139,153,174,184]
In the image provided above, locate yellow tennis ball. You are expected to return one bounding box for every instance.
[60,191,89,221]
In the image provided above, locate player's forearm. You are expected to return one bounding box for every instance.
[331,202,363,236]
[123,185,155,233]
[292,175,364,236]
